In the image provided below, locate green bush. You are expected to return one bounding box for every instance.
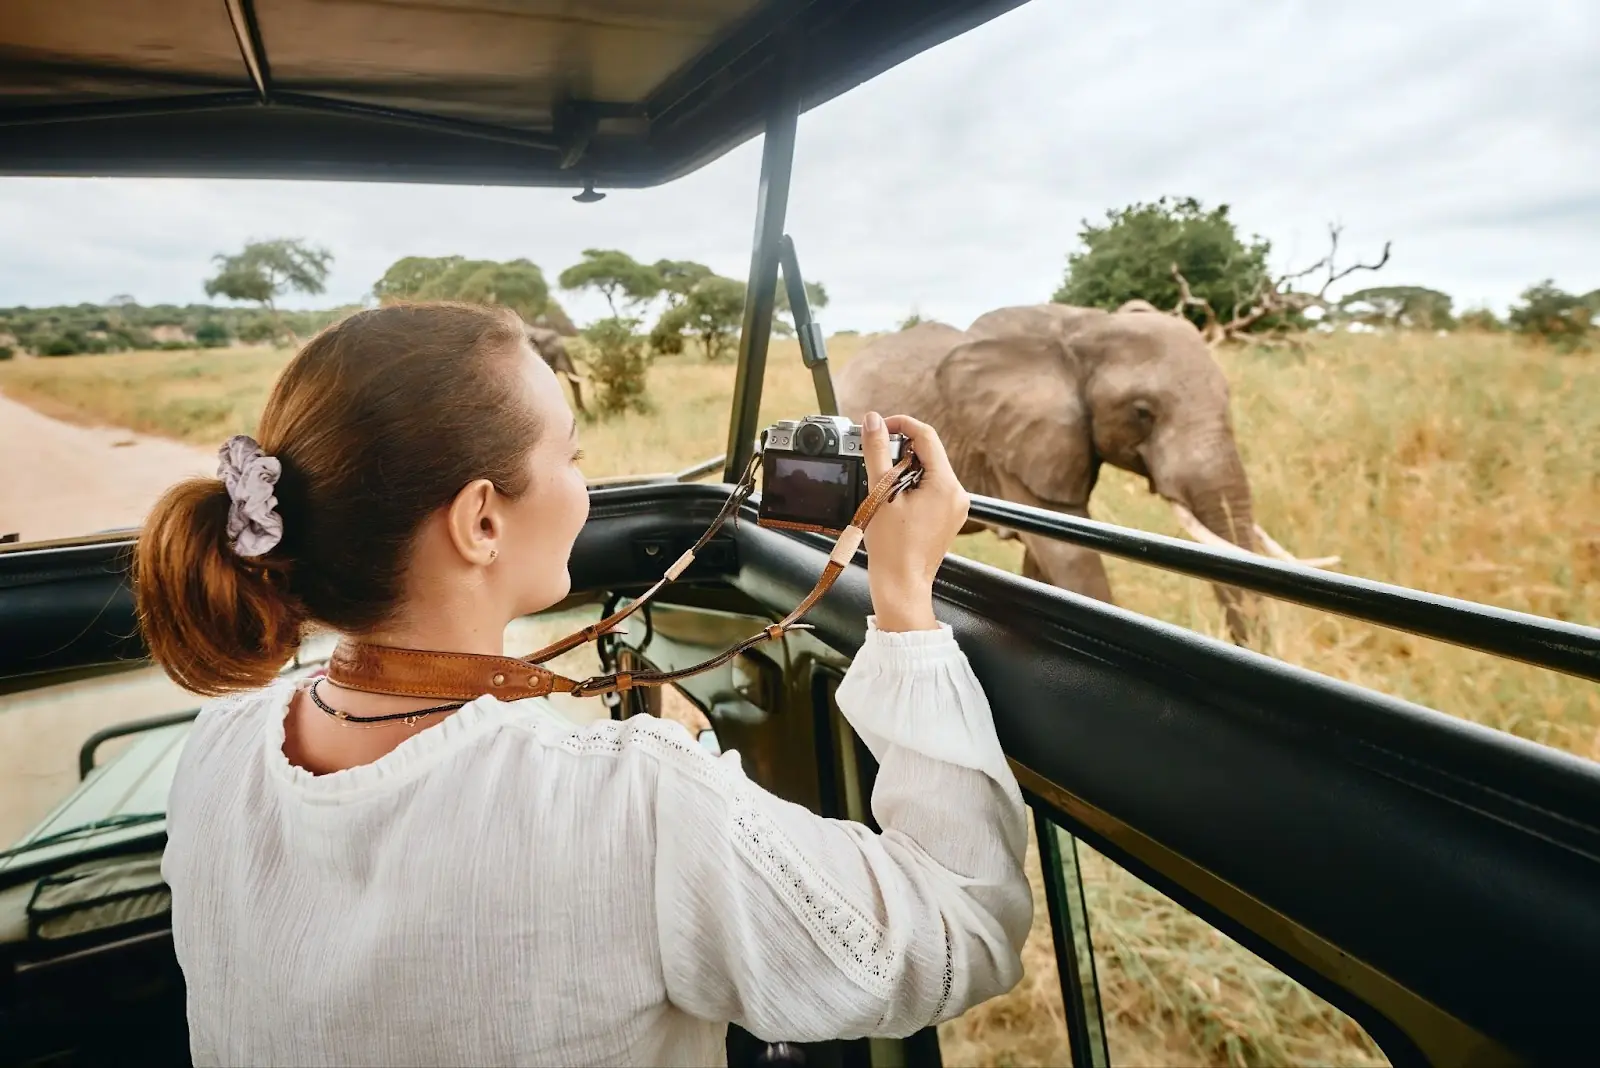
[0,346,12,361]
[195,320,232,348]
[1508,280,1592,352]
[1053,195,1273,331]
[580,317,654,418]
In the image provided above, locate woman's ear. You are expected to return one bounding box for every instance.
[443,478,501,566]
[934,335,1097,508]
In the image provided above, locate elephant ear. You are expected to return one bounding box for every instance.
[934,336,1094,508]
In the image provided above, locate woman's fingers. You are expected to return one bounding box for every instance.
[861,411,893,483]
[883,414,953,477]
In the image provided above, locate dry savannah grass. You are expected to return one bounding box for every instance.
[2,326,1596,1066]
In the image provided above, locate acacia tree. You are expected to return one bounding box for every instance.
[450,259,550,323]
[559,250,661,316]
[653,259,713,303]
[1337,286,1454,330]
[372,256,462,303]
[373,255,565,328]
[774,280,829,337]
[205,238,333,345]
[651,275,746,360]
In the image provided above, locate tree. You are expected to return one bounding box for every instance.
[450,259,550,323]
[204,238,333,345]
[536,299,579,336]
[375,255,561,326]
[559,250,662,316]
[898,307,926,331]
[651,275,747,361]
[1508,280,1592,351]
[372,256,462,303]
[413,258,498,302]
[1337,286,1454,330]
[579,317,654,417]
[774,280,829,337]
[1054,197,1273,329]
[653,260,714,303]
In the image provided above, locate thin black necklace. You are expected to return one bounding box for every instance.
[308,676,465,727]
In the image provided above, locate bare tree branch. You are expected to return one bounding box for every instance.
[1169,262,1220,342]
[1193,222,1391,344]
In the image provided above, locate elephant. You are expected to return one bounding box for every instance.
[834,302,1324,642]
[525,323,587,415]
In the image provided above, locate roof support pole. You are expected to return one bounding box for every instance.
[722,81,800,483]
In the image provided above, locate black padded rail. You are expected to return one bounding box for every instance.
[0,486,739,681]
[0,539,145,681]
[970,495,1600,683]
[729,507,1600,1065]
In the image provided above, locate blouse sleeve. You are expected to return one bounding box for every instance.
[654,617,1032,1042]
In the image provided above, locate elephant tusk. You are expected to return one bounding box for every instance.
[1253,523,1341,569]
[1166,502,1238,551]
[1166,503,1341,569]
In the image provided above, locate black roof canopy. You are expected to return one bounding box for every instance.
[0,0,1029,188]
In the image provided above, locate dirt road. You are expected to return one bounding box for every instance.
[0,390,214,544]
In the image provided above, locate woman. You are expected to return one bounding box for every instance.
[138,302,1032,1067]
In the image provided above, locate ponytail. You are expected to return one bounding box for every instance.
[133,477,305,696]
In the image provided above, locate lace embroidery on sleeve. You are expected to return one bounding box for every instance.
[537,715,903,1002]
[931,913,955,1024]
[728,797,899,1002]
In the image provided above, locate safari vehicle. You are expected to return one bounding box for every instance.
[2,2,1598,1066]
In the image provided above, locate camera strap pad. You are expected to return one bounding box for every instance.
[324,449,923,705]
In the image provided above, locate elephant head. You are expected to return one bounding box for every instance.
[525,324,587,414]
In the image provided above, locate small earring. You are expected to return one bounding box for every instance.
[489,549,498,562]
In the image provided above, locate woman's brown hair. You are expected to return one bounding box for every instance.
[134,302,542,696]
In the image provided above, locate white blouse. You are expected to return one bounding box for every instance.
[162,618,1033,1067]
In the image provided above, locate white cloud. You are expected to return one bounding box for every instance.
[0,0,1594,329]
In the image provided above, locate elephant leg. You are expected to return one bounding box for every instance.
[1015,530,1113,604]
[1021,548,1047,583]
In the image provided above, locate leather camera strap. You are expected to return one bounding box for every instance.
[324,450,922,704]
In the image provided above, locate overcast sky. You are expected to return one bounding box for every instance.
[0,0,1594,331]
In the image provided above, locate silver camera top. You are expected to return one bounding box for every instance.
[765,414,905,461]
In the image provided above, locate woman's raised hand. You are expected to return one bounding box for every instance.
[859,411,971,632]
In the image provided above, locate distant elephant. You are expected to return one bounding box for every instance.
[526,324,587,415]
[835,303,1317,642]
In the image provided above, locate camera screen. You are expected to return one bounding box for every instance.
[764,454,855,528]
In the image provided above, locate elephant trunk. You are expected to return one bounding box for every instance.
[1155,432,1264,644]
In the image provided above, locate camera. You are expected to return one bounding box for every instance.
[757,415,906,535]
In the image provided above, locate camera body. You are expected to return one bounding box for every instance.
[757,415,906,535]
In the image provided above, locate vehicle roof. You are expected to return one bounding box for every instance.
[0,0,1029,188]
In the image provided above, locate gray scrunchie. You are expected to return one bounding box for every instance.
[217,434,284,558]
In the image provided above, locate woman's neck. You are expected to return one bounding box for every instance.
[358,582,512,656]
